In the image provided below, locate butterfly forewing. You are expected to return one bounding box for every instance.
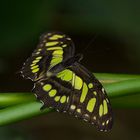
[21,32,75,81]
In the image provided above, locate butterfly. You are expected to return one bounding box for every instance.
[21,32,113,131]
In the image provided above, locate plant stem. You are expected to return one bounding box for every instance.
[95,73,140,83]
[104,79,140,98]
[0,93,140,126]
[0,101,53,126]
[0,73,140,126]
[0,93,34,107]
[0,79,140,107]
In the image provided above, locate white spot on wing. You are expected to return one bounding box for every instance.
[34,93,37,98]
[83,119,88,122]
[39,100,44,105]
[102,88,105,94]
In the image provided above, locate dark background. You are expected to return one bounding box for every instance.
[0,0,140,140]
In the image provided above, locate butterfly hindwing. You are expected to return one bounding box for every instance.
[33,62,113,131]
[21,32,75,81]
[33,77,73,112]
[67,63,113,131]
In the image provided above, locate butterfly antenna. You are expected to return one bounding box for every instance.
[81,34,99,55]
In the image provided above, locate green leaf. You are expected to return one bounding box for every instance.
[0,101,53,126]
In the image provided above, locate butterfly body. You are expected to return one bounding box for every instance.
[21,32,113,131]
[48,54,83,75]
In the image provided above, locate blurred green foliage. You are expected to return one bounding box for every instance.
[1,0,140,54]
[0,0,140,76]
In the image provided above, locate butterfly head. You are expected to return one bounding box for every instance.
[74,53,83,62]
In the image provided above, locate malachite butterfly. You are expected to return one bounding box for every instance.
[21,32,113,131]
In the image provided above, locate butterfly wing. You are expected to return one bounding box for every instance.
[67,63,113,131]
[33,62,113,131]
[33,77,73,112]
[21,32,75,81]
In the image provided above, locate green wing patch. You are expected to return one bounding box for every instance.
[21,32,75,81]
[33,78,72,111]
